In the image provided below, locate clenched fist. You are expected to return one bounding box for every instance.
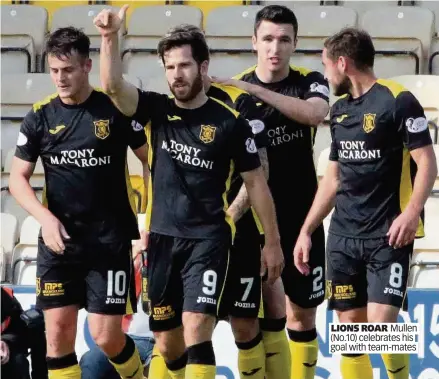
[93,4,128,37]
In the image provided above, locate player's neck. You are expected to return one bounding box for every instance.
[349,72,377,99]
[174,90,209,110]
[61,85,94,106]
[255,64,289,84]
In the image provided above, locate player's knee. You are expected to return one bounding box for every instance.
[367,303,399,323]
[336,308,367,323]
[286,304,316,331]
[183,312,215,345]
[153,329,186,361]
[230,317,259,343]
[44,309,77,354]
[88,317,125,356]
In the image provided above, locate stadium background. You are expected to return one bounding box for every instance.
[1,0,438,378]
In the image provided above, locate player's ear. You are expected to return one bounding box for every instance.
[84,57,92,74]
[252,35,257,51]
[200,60,209,77]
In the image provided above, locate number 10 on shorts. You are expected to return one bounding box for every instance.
[106,270,127,304]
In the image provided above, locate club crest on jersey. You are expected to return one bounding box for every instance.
[363,113,376,133]
[94,119,110,140]
[199,125,216,144]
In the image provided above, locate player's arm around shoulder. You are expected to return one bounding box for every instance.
[94,5,139,117]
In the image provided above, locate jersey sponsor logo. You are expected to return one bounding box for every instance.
[167,115,182,121]
[363,113,376,133]
[336,114,349,123]
[338,141,381,160]
[197,296,217,305]
[16,132,28,146]
[162,140,214,169]
[234,301,256,309]
[406,117,428,133]
[105,297,126,304]
[94,119,110,140]
[245,138,257,153]
[50,149,111,167]
[42,282,64,297]
[309,82,330,97]
[199,125,216,144]
[267,125,304,147]
[152,305,175,321]
[248,119,265,135]
[384,287,404,297]
[334,284,356,300]
[131,120,143,131]
[49,125,66,135]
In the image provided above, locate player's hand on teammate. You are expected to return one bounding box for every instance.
[387,209,419,248]
[261,241,284,284]
[93,4,128,36]
[41,213,70,254]
[133,229,149,259]
[211,77,251,93]
[293,231,312,276]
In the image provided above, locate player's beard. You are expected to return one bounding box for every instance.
[333,75,352,97]
[169,72,203,102]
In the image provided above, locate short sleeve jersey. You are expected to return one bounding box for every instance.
[235,66,330,226]
[206,83,268,235]
[329,79,432,239]
[15,90,145,243]
[133,89,261,240]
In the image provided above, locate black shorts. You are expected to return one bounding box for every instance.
[219,228,263,319]
[36,237,136,315]
[326,233,413,311]
[147,232,231,332]
[281,224,326,309]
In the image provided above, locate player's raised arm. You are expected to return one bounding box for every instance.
[94,5,139,116]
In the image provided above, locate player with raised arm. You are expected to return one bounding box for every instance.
[9,27,149,379]
[94,6,284,379]
[213,5,330,379]
[294,28,437,379]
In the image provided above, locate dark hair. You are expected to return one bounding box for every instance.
[46,27,90,60]
[254,5,298,38]
[324,28,375,71]
[157,24,209,65]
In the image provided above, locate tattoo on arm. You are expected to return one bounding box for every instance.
[227,148,269,222]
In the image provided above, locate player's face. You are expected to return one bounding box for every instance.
[322,48,350,97]
[48,52,91,100]
[253,20,296,74]
[164,45,208,102]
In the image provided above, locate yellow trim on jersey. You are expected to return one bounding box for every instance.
[217,248,231,315]
[210,97,240,118]
[251,208,264,235]
[290,65,312,77]
[223,161,236,240]
[210,83,249,103]
[33,93,58,112]
[233,65,257,80]
[376,79,407,98]
[145,122,154,231]
[399,148,424,237]
[125,163,137,216]
[125,251,134,315]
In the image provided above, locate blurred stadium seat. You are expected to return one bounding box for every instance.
[1,4,47,73]
[360,6,434,77]
[335,0,401,15]
[31,0,89,24]
[11,215,40,285]
[205,5,262,78]
[294,5,357,72]
[262,1,322,8]
[122,5,202,82]
[0,213,19,277]
[46,5,126,74]
[409,249,439,288]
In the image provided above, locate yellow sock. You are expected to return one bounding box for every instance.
[236,333,265,379]
[185,341,216,379]
[382,354,409,379]
[166,351,187,379]
[48,365,81,379]
[149,345,170,379]
[261,329,291,379]
[340,354,373,379]
[47,353,81,379]
[185,364,216,379]
[287,328,319,379]
[109,336,143,379]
